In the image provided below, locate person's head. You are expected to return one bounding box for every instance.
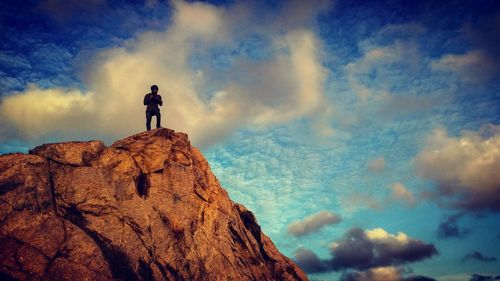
[151,85,158,94]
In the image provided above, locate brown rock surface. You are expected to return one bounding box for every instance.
[0,128,308,281]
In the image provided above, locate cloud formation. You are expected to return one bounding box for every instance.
[469,274,500,281]
[336,22,447,130]
[340,266,437,281]
[345,39,420,103]
[0,0,331,148]
[0,85,95,140]
[432,13,500,85]
[288,211,341,236]
[293,227,438,273]
[390,182,416,207]
[330,228,438,270]
[340,266,403,281]
[436,213,471,239]
[430,50,499,84]
[414,124,500,212]
[340,193,384,213]
[293,248,329,273]
[341,182,416,213]
[462,251,498,263]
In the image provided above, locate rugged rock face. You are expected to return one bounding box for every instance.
[0,128,308,281]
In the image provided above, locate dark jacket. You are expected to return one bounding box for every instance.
[144,93,163,112]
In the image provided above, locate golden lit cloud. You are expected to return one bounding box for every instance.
[0,0,331,148]
[415,124,500,212]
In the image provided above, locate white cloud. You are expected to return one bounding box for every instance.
[0,85,95,139]
[389,182,416,207]
[430,50,498,83]
[364,228,409,244]
[346,41,420,102]
[414,124,500,212]
[0,0,331,148]
[339,182,417,213]
[288,211,341,236]
[339,192,384,215]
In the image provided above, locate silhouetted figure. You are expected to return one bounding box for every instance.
[144,85,163,130]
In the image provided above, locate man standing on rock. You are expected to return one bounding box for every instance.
[144,85,163,131]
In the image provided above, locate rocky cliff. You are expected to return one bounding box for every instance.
[0,128,308,281]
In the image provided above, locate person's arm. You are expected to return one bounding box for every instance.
[158,95,163,106]
[143,94,150,105]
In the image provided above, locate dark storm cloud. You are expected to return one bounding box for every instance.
[437,213,471,239]
[293,248,329,273]
[293,227,438,273]
[462,251,498,263]
[330,228,438,270]
[470,274,500,281]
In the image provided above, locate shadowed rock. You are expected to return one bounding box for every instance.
[0,128,308,281]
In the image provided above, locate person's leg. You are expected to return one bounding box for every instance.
[146,111,152,131]
[156,112,161,128]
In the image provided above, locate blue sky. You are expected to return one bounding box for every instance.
[1,0,499,280]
